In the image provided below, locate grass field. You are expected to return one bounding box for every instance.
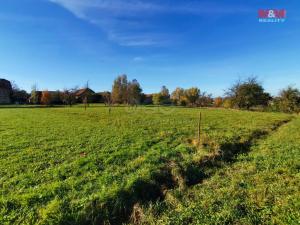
[0,106,298,224]
[142,114,300,225]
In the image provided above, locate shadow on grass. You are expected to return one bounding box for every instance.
[71,168,176,225]
[61,119,292,225]
[184,119,292,187]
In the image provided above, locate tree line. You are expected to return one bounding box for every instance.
[8,75,300,113]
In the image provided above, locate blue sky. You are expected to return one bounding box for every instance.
[0,0,299,96]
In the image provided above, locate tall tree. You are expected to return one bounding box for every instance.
[160,86,169,97]
[127,79,142,105]
[160,86,171,104]
[111,74,128,104]
[171,87,186,106]
[152,86,171,105]
[30,84,39,104]
[184,87,200,106]
[10,81,29,104]
[226,77,270,109]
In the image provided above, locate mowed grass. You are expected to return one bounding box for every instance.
[0,106,294,224]
[142,116,300,225]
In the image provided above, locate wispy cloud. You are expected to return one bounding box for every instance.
[49,0,251,17]
[107,30,172,47]
[48,0,252,46]
[133,56,144,62]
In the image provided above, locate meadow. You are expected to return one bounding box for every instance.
[141,114,300,225]
[0,105,298,224]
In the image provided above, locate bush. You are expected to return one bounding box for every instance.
[223,98,234,108]
[226,77,270,110]
[276,86,300,113]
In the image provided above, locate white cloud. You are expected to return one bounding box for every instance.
[49,0,170,46]
[48,0,252,46]
[49,0,164,18]
[107,30,172,47]
[49,0,251,16]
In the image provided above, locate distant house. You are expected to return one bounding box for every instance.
[75,88,95,103]
[98,91,111,104]
[0,79,12,104]
[90,91,111,104]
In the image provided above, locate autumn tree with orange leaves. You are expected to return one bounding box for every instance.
[41,90,52,106]
[214,97,223,107]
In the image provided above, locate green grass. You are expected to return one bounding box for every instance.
[141,116,300,225]
[0,105,296,224]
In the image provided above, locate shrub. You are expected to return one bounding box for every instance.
[276,86,300,113]
[226,77,270,109]
[223,98,234,108]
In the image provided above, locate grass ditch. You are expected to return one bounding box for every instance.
[184,119,292,187]
[84,118,294,225]
[141,116,300,224]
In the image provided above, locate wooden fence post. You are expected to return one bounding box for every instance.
[198,112,202,148]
